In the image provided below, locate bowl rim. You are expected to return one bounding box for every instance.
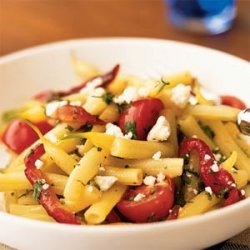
[0,37,249,232]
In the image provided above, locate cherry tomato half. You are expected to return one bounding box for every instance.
[118,98,164,140]
[117,181,174,223]
[2,119,53,154]
[221,95,246,110]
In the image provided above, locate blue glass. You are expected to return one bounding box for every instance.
[166,0,236,34]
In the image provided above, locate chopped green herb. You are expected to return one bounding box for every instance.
[32,179,46,200]
[97,147,102,152]
[205,191,212,200]
[92,92,114,105]
[102,92,114,104]
[125,121,137,139]
[155,77,169,94]
[65,125,74,132]
[10,192,15,197]
[201,125,215,139]
[124,164,129,168]
[115,102,130,113]
[128,196,135,201]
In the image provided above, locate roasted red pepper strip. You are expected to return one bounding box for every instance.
[106,210,122,223]
[179,138,244,207]
[221,95,246,110]
[24,144,80,224]
[166,205,180,220]
[55,104,105,126]
[34,64,120,102]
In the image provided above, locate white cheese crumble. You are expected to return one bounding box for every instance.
[231,183,237,188]
[204,154,211,160]
[113,86,150,105]
[45,100,68,117]
[133,193,146,202]
[42,183,50,190]
[214,153,222,162]
[124,132,133,139]
[152,151,161,160]
[80,78,103,95]
[0,145,12,170]
[157,173,165,183]
[170,84,191,108]
[143,176,156,186]
[105,123,124,137]
[92,87,105,97]
[205,186,213,195]
[189,95,198,105]
[94,176,117,191]
[34,159,44,169]
[241,189,245,196]
[210,162,219,172]
[147,116,171,142]
[113,86,140,104]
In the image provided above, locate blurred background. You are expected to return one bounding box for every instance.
[0,0,250,60]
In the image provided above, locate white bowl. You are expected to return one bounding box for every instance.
[0,38,249,250]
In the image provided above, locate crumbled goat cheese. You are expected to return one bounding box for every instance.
[210,162,219,172]
[214,153,222,162]
[45,100,68,117]
[231,183,237,188]
[34,159,44,169]
[113,86,150,105]
[0,145,11,170]
[152,151,161,160]
[124,132,133,139]
[147,116,171,142]
[189,95,198,105]
[92,87,105,97]
[205,186,213,195]
[171,84,191,108]
[113,86,140,104]
[143,176,156,186]
[204,154,211,160]
[105,123,124,137]
[80,78,103,95]
[241,189,245,196]
[94,176,117,191]
[157,173,165,183]
[134,193,146,202]
[42,183,50,190]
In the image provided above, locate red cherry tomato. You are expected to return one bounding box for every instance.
[221,95,246,110]
[106,210,122,223]
[118,98,164,140]
[117,181,174,223]
[2,119,53,154]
